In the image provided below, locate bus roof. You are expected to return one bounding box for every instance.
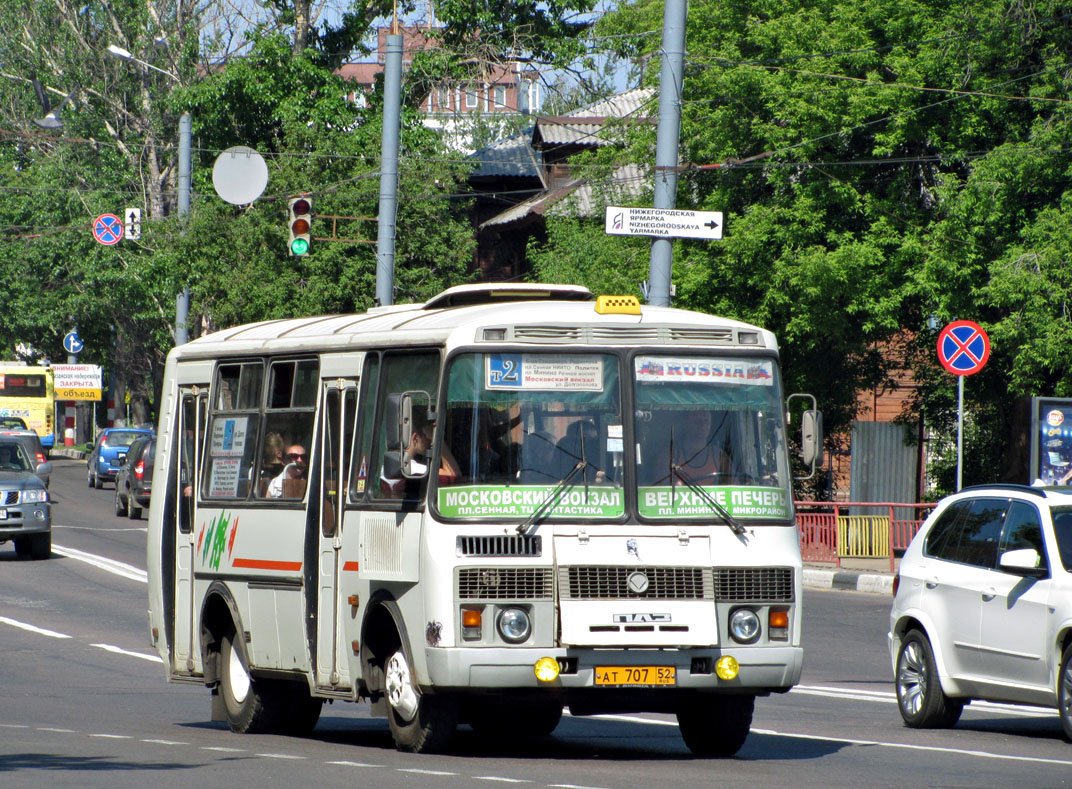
[170,286,777,361]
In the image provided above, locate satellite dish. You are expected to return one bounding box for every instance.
[212,146,268,205]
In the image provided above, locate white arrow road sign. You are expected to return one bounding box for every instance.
[124,207,142,240]
[605,206,723,240]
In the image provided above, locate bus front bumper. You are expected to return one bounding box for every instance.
[424,644,803,696]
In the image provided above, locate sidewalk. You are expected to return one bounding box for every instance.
[804,556,899,595]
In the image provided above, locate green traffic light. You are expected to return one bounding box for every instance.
[291,238,310,255]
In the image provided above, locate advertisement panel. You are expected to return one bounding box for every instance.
[1030,397,1072,484]
[51,363,103,401]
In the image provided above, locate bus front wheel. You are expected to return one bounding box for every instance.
[220,630,279,734]
[385,648,457,753]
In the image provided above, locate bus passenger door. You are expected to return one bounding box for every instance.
[315,378,358,690]
[173,387,207,674]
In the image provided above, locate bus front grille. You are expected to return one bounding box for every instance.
[559,566,713,600]
[457,567,553,600]
[713,567,795,602]
[457,535,542,557]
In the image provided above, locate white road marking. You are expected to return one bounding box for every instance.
[476,777,533,783]
[256,753,307,760]
[202,746,246,753]
[0,615,71,639]
[751,727,1072,766]
[326,760,382,767]
[52,544,146,583]
[92,642,163,663]
[36,727,75,733]
[398,768,458,776]
[793,684,1058,718]
[89,733,132,739]
[141,738,186,745]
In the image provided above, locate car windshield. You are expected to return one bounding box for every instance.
[104,431,145,448]
[0,443,31,471]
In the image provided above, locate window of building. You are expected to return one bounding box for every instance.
[465,85,478,109]
[493,84,506,109]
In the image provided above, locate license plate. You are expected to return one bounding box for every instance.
[594,666,676,686]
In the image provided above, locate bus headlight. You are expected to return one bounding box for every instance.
[497,607,531,643]
[729,608,761,644]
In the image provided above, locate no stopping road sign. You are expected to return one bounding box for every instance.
[937,320,990,376]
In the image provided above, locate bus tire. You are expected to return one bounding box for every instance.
[278,684,324,736]
[676,694,754,757]
[385,648,457,753]
[220,630,279,734]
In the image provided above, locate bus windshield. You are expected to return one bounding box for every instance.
[439,352,624,520]
[437,351,792,523]
[633,354,792,522]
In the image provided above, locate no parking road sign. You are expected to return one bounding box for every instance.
[938,320,990,376]
[93,213,123,246]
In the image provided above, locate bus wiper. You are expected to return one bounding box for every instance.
[516,459,589,536]
[670,462,746,536]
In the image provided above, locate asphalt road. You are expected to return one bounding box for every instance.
[1,456,1070,788]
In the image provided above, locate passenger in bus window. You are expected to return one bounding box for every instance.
[267,443,307,498]
[260,432,286,485]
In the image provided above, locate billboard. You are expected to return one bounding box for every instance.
[1030,397,1072,484]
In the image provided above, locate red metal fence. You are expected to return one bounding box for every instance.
[794,501,936,571]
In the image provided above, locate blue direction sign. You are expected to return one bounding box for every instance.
[938,320,990,375]
[93,213,123,246]
[63,330,84,355]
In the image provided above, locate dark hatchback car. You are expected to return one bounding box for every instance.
[114,436,154,520]
[87,428,152,489]
[0,438,52,559]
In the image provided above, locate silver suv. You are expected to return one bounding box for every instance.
[889,484,1072,740]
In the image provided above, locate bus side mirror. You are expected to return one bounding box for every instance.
[801,409,822,467]
[385,394,402,451]
[787,393,822,481]
[400,390,432,478]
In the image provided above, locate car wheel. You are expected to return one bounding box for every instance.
[128,497,142,520]
[677,694,754,757]
[94,469,103,489]
[895,629,963,728]
[1059,644,1072,743]
[385,648,458,753]
[114,486,127,516]
[87,466,94,488]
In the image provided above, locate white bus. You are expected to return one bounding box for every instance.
[146,283,820,756]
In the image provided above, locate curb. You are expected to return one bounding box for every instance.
[49,448,86,461]
[803,567,893,595]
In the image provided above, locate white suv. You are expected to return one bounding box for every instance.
[888,484,1072,740]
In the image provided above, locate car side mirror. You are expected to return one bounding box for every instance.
[35,461,52,484]
[998,548,1047,578]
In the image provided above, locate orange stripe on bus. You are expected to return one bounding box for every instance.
[342,561,359,572]
[232,558,303,571]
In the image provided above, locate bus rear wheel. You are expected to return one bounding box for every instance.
[220,630,280,734]
[676,694,754,757]
[385,648,457,753]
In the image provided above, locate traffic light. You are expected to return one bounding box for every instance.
[288,196,312,255]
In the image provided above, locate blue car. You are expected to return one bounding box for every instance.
[87,428,153,489]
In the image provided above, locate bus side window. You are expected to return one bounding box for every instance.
[349,353,380,502]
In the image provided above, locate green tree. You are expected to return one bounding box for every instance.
[534,0,1072,495]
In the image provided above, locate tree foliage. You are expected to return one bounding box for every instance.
[532,0,1072,494]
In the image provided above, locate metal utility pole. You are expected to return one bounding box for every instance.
[375,24,404,307]
[176,111,191,345]
[645,0,688,308]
